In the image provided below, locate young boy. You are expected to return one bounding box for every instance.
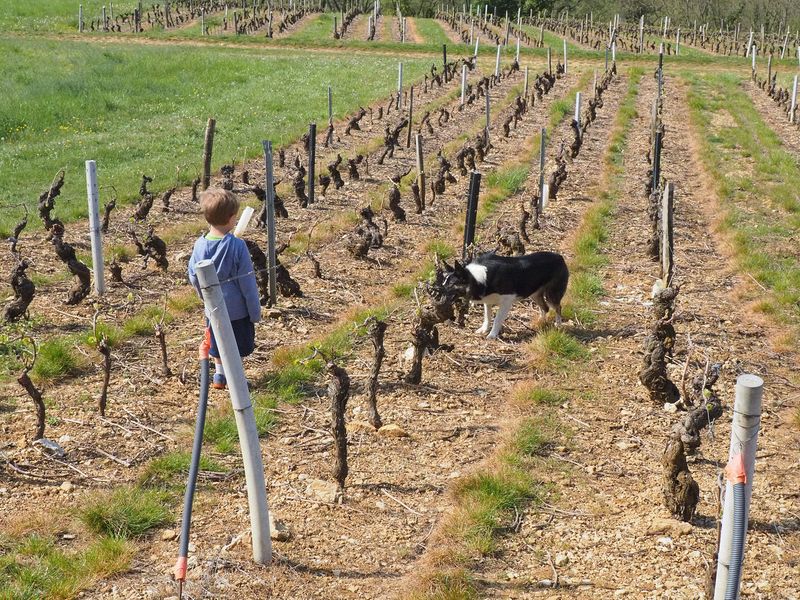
[188,188,261,389]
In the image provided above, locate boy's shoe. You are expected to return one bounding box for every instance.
[212,373,227,390]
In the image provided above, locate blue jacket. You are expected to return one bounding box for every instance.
[188,233,261,323]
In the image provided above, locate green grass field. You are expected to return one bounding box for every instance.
[2,0,139,32]
[0,37,429,235]
[284,12,335,42]
[414,18,451,45]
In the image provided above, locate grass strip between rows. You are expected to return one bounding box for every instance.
[407,66,643,599]
[683,70,800,346]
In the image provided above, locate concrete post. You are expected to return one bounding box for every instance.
[523,65,529,97]
[397,62,403,108]
[415,134,425,208]
[494,43,501,77]
[195,260,272,565]
[79,4,84,32]
[84,161,106,296]
[574,92,582,139]
[713,374,763,600]
[460,63,467,105]
[790,75,798,123]
[538,128,546,204]
[563,38,567,75]
[307,122,316,204]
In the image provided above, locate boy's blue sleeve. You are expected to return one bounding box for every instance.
[237,241,262,323]
[187,248,201,296]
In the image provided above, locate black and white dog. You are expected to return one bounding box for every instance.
[442,251,569,339]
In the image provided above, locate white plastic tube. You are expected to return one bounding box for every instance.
[234,206,255,237]
[195,260,272,565]
[713,374,763,600]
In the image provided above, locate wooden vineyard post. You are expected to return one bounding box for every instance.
[442,44,447,77]
[515,37,520,63]
[563,38,568,75]
[201,9,205,35]
[484,88,490,141]
[308,122,316,204]
[328,85,333,125]
[657,45,664,99]
[537,128,546,218]
[84,160,106,296]
[261,141,278,306]
[406,86,414,148]
[767,54,772,90]
[547,47,552,75]
[102,6,107,31]
[652,129,662,193]
[462,171,481,258]
[195,261,272,565]
[605,47,609,71]
[415,134,425,210]
[202,118,216,190]
[474,35,480,58]
[660,182,674,285]
[79,4,84,32]
[333,15,337,37]
[790,75,798,124]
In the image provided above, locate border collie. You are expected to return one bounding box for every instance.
[442,251,569,339]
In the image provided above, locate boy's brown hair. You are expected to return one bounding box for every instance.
[199,188,239,226]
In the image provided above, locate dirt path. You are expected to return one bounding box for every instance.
[745,79,800,157]
[404,17,424,45]
[341,14,366,40]
[467,71,800,598]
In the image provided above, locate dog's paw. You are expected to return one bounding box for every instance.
[475,326,489,335]
[486,332,499,340]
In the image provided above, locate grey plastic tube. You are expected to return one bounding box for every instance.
[174,357,209,582]
[724,483,747,600]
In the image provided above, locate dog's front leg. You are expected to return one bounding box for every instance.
[487,296,515,340]
[476,303,491,334]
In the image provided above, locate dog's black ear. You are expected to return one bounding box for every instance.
[441,260,454,272]
[453,260,466,273]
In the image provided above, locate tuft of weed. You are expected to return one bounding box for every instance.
[138,451,227,490]
[528,328,589,369]
[204,393,278,454]
[122,305,171,337]
[79,487,172,538]
[409,569,479,600]
[511,383,568,408]
[0,534,133,600]
[31,338,84,382]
